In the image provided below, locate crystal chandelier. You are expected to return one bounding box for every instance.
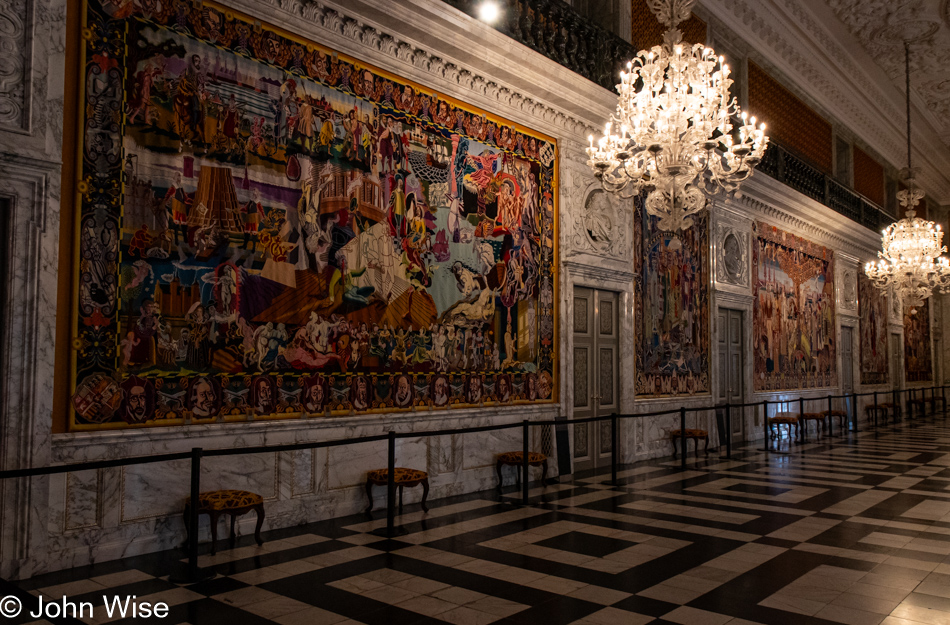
[586,0,768,231]
[864,43,950,314]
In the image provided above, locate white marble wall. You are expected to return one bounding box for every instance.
[2,0,943,578]
[0,0,67,580]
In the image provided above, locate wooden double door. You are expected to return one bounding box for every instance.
[572,288,619,472]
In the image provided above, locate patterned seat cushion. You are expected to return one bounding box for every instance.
[801,413,824,420]
[189,490,263,511]
[366,467,428,485]
[669,429,707,438]
[769,415,799,425]
[822,410,847,417]
[497,451,546,465]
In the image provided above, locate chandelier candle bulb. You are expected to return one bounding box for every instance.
[587,0,767,231]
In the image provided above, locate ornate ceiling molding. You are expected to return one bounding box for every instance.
[224,0,606,145]
[700,0,950,202]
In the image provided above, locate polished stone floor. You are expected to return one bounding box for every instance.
[6,416,950,625]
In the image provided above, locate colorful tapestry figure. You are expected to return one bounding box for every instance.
[859,274,888,385]
[634,197,710,396]
[753,223,837,391]
[70,0,558,429]
[904,300,933,383]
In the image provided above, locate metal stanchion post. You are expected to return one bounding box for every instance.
[874,391,879,429]
[893,388,899,422]
[610,414,618,486]
[725,403,732,459]
[851,393,858,432]
[799,397,805,443]
[761,400,770,454]
[680,408,687,470]
[170,448,213,583]
[522,420,530,506]
[387,431,396,537]
[827,395,834,437]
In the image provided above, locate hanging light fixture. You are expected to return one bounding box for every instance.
[586,0,768,231]
[864,43,950,314]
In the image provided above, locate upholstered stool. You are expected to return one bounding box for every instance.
[365,468,429,514]
[769,413,801,441]
[669,429,709,458]
[879,402,897,422]
[865,404,888,424]
[184,489,264,555]
[909,398,926,418]
[800,412,826,438]
[495,451,548,488]
[821,409,848,430]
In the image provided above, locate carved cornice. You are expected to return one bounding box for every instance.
[733,192,875,262]
[227,0,602,143]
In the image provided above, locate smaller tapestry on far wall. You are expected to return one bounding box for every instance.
[752,222,836,392]
[904,299,933,383]
[858,274,888,385]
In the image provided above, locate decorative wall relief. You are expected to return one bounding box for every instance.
[563,161,631,262]
[752,222,837,391]
[838,265,858,316]
[858,273,888,385]
[634,196,710,397]
[714,222,750,289]
[904,299,933,383]
[889,285,903,323]
[69,0,558,430]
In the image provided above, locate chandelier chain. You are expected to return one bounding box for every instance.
[865,41,950,313]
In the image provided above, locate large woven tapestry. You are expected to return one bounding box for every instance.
[634,198,710,396]
[859,274,888,385]
[69,0,558,429]
[752,223,836,391]
[904,300,933,383]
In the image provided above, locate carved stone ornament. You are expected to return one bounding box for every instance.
[0,0,30,131]
[840,266,858,313]
[564,159,630,260]
[889,284,903,321]
[714,223,749,288]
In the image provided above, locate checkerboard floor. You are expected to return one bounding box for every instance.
[7,418,950,625]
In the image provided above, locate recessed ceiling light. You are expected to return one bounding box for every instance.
[477,1,501,24]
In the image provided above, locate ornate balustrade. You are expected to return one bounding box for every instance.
[760,143,894,232]
[439,0,635,92]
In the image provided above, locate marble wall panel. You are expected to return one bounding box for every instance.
[64,470,100,531]
[461,428,523,470]
[119,454,278,522]
[327,437,426,490]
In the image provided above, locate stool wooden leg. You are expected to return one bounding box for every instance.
[540,460,548,484]
[209,511,220,555]
[230,513,237,547]
[398,485,404,512]
[671,437,678,459]
[364,479,374,514]
[421,479,430,513]
[253,504,265,547]
[703,436,709,456]
[495,460,504,489]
